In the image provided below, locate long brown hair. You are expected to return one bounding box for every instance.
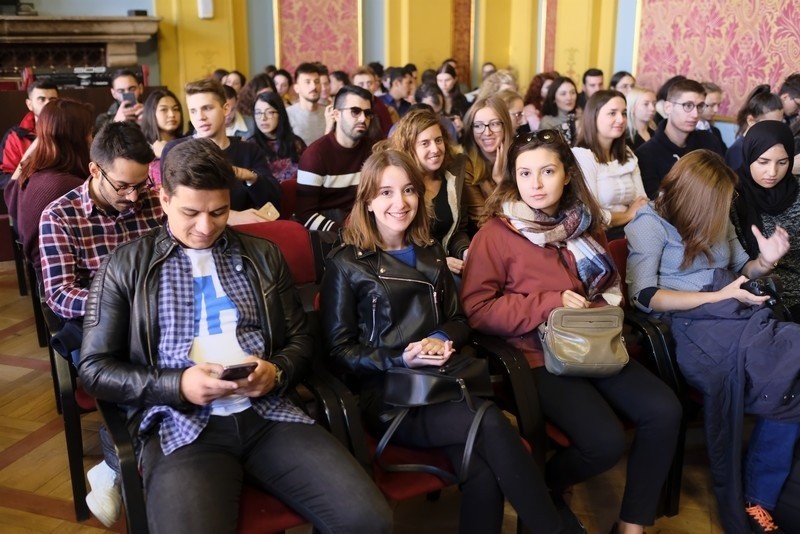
[382,108,453,179]
[577,90,632,164]
[463,96,515,185]
[523,71,559,111]
[343,149,432,251]
[481,130,604,232]
[18,98,92,187]
[654,150,737,268]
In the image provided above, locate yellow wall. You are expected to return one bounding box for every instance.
[384,0,453,70]
[154,0,249,97]
[508,0,539,89]
[552,0,617,86]
[475,0,511,71]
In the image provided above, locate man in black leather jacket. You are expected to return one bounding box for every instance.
[79,138,390,534]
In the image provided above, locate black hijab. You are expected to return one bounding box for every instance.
[734,120,797,256]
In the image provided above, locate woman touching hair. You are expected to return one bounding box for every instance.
[461,129,681,534]
[320,148,577,534]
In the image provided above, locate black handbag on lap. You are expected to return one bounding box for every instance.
[377,351,493,484]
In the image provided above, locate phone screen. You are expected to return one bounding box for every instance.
[121,93,137,106]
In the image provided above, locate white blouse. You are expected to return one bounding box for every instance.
[571,146,646,226]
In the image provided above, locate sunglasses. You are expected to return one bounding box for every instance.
[337,106,374,119]
[512,128,567,147]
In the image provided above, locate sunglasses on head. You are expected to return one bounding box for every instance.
[512,128,567,147]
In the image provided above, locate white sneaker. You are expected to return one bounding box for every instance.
[85,460,121,527]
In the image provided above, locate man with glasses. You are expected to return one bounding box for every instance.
[95,68,144,132]
[635,79,724,198]
[38,122,164,526]
[296,85,376,232]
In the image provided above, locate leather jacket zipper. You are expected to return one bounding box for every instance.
[369,295,378,344]
[378,275,439,326]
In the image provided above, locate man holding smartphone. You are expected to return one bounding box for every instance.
[78,138,391,534]
[95,68,144,132]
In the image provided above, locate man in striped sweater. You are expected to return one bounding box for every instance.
[296,85,376,232]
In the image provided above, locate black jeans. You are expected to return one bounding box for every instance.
[533,359,682,526]
[140,408,392,534]
[392,398,564,534]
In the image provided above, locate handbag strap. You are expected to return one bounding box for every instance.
[374,401,493,485]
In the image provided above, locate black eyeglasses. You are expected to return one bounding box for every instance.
[472,120,504,134]
[337,107,374,119]
[97,165,153,196]
[670,101,707,113]
[254,109,279,119]
[512,128,567,147]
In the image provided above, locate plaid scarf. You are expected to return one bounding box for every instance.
[501,201,623,305]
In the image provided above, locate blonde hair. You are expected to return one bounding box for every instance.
[625,87,656,143]
[654,150,738,268]
[463,96,515,186]
[343,149,432,251]
[476,69,519,101]
[382,108,453,178]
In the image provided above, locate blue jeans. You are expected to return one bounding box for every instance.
[744,417,800,509]
[140,408,392,534]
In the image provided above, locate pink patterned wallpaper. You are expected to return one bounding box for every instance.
[637,0,800,117]
[277,0,359,76]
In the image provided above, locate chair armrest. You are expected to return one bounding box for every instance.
[470,333,546,471]
[622,309,686,398]
[95,399,148,534]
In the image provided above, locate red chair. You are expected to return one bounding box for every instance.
[278,179,297,220]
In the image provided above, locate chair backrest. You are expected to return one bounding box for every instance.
[279,179,297,220]
[236,220,316,285]
[607,238,629,304]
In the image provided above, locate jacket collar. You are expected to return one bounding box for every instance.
[354,240,440,284]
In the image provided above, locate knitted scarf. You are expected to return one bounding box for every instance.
[502,201,623,306]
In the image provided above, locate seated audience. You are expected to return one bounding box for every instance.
[625,149,799,534]
[380,66,413,118]
[286,63,327,145]
[79,138,392,534]
[0,79,58,189]
[161,78,280,225]
[475,69,519,101]
[317,64,332,106]
[222,70,246,94]
[522,71,558,131]
[461,129,681,534]
[625,87,657,149]
[236,73,277,125]
[383,109,470,276]
[211,68,229,83]
[320,148,578,534]
[496,89,529,135]
[608,71,635,96]
[436,63,470,119]
[635,79,724,198]
[96,68,144,132]
[5,99,91,271]
[540,77,580,144]
[573,90,648,239]
[273,68,294,105]
[140,88,184,189]
[352,65,394,137]
[462,96,515,234]
[251,91,306,183]
[413,83,459,142]
[576,68,604,110]
[698,82,727,150]
[778,73,800,126]
[725,85,783,171]
[222,84,256,140]
[329,70,350,96]
[653,75,686,125]
[295,85,376,232]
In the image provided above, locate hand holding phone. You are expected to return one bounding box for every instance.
[121,92,137,107]
[218,362,258,381]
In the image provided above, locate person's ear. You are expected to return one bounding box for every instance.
[87,161,100,180]
[25,98,33,112]
[746,114,757,128]
[663,100,673,116]
[159,187,172,208]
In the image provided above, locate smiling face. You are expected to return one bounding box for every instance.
[595,96,628,143]
[160,185,230,249]
[750,143,790,189]
[515,147,568,216]
[155,96,181,135]
[367,165,419,249]
[472,106,504,158]
[554,82,577,113]
[414,125,445,175]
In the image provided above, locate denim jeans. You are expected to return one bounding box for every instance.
[140,408,391,534]
[744,417,800,509]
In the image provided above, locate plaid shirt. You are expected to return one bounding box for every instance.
[139,230,312,455]
[39,181,164,319]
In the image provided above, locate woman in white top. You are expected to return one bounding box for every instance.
[573,90,648,239]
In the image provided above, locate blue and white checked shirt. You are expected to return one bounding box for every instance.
[138,231,313,455]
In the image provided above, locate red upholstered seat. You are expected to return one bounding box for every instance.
[236,220,316,285]
[279,179,297,220]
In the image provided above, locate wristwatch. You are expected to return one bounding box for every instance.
[273,363,285,389]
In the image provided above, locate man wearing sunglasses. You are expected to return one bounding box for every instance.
[38,122,164,526]
[296,85,376,232]
[636,78,724,198]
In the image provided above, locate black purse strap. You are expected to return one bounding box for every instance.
[374,401,493,485]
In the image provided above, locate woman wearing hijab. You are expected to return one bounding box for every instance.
[731,121,800,316]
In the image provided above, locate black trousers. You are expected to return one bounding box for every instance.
[391,399,564,534]
[533,359,682,526]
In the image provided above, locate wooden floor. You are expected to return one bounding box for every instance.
[0,259,722,533]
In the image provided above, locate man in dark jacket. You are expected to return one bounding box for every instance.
[79,138,391,534]
[635,79,724,198]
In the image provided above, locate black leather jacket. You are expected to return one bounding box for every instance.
[78,226,312,426]
[320,241,469,423]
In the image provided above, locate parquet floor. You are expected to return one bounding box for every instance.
[0,259,722,533]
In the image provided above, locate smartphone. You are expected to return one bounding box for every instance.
[218,362,258,381]
[121,92,137,107]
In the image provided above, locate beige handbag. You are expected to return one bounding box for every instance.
[537,306,629,377]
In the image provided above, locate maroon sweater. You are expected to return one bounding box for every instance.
[5,169,84,272]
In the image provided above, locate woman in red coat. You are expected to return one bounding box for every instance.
[461,129,681,534]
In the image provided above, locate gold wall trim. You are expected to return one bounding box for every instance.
[273,0,282,67]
